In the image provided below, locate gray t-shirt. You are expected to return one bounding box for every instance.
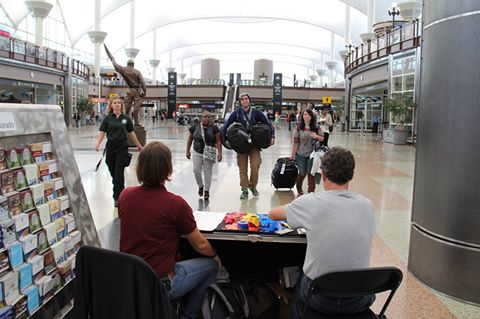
[285,190,375,279]
[292,127,320,156]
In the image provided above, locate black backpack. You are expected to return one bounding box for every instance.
[242,280,280,319]
[226,123,253,154]
[250,123,272,149]
[201,283,249,319]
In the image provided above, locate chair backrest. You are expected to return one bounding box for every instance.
[305,267,403,318]
[74,246,174,319]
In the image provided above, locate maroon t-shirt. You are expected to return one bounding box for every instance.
[119,185,196,278]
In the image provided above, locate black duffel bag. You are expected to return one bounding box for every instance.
[250,123,272,149]
[221,132,232,150]
[226,123,253,154]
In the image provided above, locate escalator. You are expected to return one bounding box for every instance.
[222,84,237,120]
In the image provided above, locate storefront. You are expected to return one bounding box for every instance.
[0,78,62,105]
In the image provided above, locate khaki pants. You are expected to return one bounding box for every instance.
[237,148,262,189]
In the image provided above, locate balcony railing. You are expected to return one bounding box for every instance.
[344,21,421,74]
[0,34,90,80]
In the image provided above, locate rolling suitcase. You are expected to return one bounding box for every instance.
[271,157,298,190]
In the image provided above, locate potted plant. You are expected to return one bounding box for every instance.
[76,96,95,126]
[76,96,94,114]
[383,94,416,144]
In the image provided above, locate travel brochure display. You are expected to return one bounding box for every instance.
[0,139,82,317]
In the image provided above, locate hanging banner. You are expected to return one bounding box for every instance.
[272,73,282,107]
[167,72,177,118]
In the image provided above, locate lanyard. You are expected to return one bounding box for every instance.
[241,107,253,129]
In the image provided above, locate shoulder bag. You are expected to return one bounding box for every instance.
[200,123,217,163]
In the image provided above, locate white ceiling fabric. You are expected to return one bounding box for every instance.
[1,0,395,80]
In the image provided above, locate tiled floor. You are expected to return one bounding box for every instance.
[69,120,479,319]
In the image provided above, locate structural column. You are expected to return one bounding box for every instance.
[360,0,376,44]
[25,0,53,46]
[149,30,160,83]
[339,4,351,62]
[408,0,480,304]
[88,0,107,115]
[326,33,337,87]
[87,0,107,78]
[124,0,139,59]
[148,60,160,82]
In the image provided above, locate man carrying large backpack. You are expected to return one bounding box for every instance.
[222,93,275,199]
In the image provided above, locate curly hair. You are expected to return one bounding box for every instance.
[299,109,319,132]
[321,147,355,185]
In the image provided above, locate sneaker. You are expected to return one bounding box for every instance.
[204,191,210,200]
[250,188,259,197]
[198,186,204,197]
[240,189,249,200]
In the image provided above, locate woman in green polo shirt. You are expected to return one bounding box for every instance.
[95,98,142,207]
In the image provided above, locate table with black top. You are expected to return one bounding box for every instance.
[184,212,307,281]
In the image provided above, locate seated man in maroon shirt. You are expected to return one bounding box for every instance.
[119,141,220,319]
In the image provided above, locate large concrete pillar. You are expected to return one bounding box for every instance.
[25,0,53,46]
[408,0,480,304]
[201,58,220,80]
[254,59,273,82]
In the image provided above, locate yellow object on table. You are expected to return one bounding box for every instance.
[243,214,260,227]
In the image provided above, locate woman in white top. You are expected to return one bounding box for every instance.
[318,108,333,146]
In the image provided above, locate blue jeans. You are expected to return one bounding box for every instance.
[291,273,375,319]
[168,258,218,319]
[295,154,310,176]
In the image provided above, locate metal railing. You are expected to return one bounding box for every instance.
[344,21,421,74]
[0,34,90,80]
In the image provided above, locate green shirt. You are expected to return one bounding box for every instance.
[99,113,134,141]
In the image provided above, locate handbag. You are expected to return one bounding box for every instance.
[120,124,134,167]
[200,123,217,163]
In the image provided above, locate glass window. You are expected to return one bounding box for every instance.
[392,76,403,92]
[404,74,415,91]
[392,60,403,76]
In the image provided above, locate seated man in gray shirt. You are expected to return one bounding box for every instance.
[268,147,376,318]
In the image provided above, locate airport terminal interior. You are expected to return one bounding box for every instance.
[0,0,479,318]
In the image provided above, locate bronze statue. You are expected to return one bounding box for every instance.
[104,44,147,126]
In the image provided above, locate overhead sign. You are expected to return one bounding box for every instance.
[167,72,177,117]
[0,112,17,132]
[272,73,282,106]
[109,93,118,99]
[322,96,332,104]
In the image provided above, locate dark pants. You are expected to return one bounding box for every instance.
[105,141,128,200]
[373,123,379,133]
[322,132,330,147]
[292,273,375,319]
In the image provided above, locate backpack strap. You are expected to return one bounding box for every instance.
[209,284,236,315]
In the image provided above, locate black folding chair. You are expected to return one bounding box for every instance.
[74,246,177,319]
[301,267,403,319]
